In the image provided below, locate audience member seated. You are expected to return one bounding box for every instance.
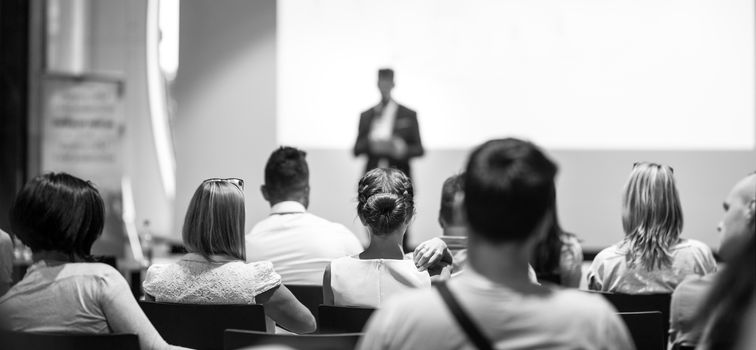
[0,228,12,296]
[359,138,633,350]
[434,173,538,282]
[245,147,363,286]
[437,174,468,276]
[669,172,755,348]
[323,168,450,307]
[0,173,187,350]
[142,178,315,334]
[733,289,756,350]
[531,191,583,287]
[694,232,755,350]
[587,162,717,293]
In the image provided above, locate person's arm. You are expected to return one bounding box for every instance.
[413,238,453,272]
[0,231,13,296]
[429,264,452,283]
[322,263,335,305]
[101,273,190,350]
[255,284,316,334]
[560,237,583,288]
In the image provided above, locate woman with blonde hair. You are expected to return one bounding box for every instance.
[587,162,717,293]
[142,178,315,333]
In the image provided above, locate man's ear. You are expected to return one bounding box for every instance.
[747,198,756,219]
[260,185,270,201]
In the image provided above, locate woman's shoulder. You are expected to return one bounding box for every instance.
[674,238,711,250]
[232,260,276,273]
[593,242,624,261]
[144,263,172,281]
[223,260,280,283]
[672,238,716,262]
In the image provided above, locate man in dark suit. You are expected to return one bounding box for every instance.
[353,68,424,179]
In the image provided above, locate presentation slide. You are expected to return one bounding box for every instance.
[278,0,755,150]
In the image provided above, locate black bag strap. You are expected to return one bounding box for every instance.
[436,282,494,350]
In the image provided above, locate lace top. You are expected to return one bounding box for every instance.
[143,253,281,304]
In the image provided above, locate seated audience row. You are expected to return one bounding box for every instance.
[1,140,751,350]
[359,138,633,349]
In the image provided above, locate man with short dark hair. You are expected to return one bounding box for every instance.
[353,68,424,179]
[246,146,363,286]
[359,138,632,350]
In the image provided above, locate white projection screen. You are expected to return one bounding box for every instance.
[278,0,755,150]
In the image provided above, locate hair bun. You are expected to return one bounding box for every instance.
[367,193,399,215]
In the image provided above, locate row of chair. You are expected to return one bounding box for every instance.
[1,290,675,350]
[0,329,362,350]
[0,310,666,350]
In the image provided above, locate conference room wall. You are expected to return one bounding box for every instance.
[66,0,173,248]
[174,0,755,251]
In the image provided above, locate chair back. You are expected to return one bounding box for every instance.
[592,291,671,343]
[139,300,267,350]
[0,330,139,350]
[318,305,376,333]
[287,285,324,320]
[618,311,666,350]
[672,345,696,350]
[223,329,361,350]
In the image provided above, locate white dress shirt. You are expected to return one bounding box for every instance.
[368,100,398,142]
[246,201,364,286]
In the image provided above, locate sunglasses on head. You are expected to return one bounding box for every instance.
[202,178,245,190]
[633,162,674,174]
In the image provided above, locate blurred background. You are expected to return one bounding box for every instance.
[0,0,754,268]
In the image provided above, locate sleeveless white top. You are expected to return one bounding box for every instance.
[330,256,431,307]
[143,253,281,304]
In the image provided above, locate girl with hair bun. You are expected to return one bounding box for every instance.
[323,168,450,307]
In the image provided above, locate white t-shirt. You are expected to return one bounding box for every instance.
[246,201,363,285]
[143,253,281,304]
[587,238,717,294]
[330,256,431,308]
[359,266,634,350]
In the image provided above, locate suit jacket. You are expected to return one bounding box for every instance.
[353,102,424,178]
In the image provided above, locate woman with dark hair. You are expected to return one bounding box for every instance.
[587,162,717,293]
[530,198,583,287]
[142,178,315,334]
[0,173,186,350]
[323,168,450,307]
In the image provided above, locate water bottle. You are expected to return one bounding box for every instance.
[140,220,154,266]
